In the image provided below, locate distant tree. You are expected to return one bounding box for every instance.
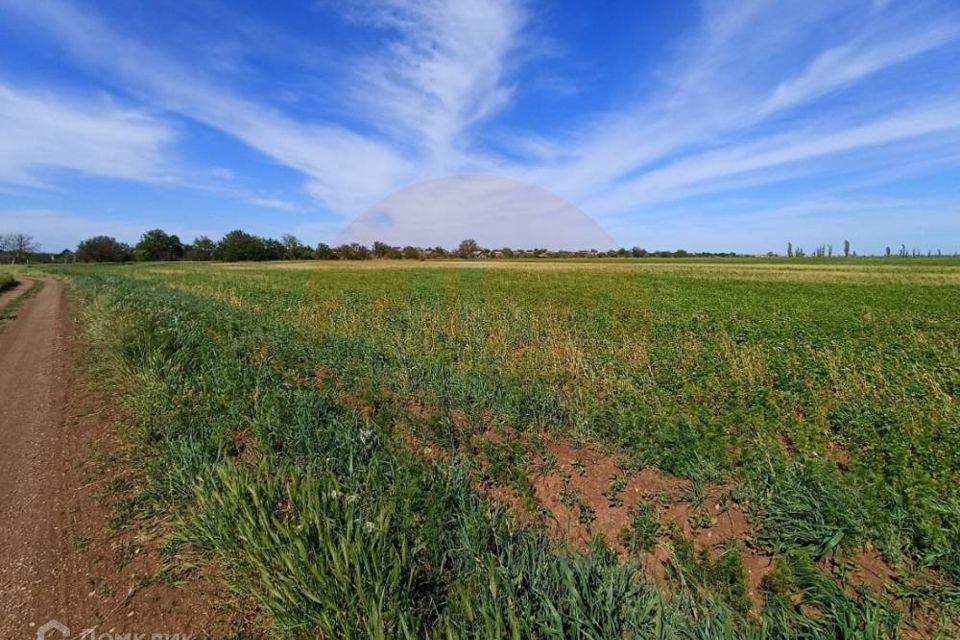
[280,233,312,259]
[885,246,891,257]
[281,233,299,259]
[372,241,392,259]
[333,243,371,260]
[76,235,132,262]
[457,238,480,258]
[217,230,267,261]
[500,247,515,259]
[186,236,217,261]
[315,242,336,259]
[431,246,450,258]
[0,233,40,263]
[787,242,793,258]
[827,244,833,257]
[134,228,184,261]
[843,239,851,257]
[262,238,285,260]
[900,243,907,257]
[401,245,421,260]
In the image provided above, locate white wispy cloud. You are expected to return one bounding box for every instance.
[0,0,417,214]
[520,0,960,224]
[0,81,174,186]
[761,24,959,115]
[584,101,960,216]
[1,0,531,213]
[344,0,526,170]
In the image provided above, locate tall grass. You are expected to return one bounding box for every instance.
[0,272,14,292]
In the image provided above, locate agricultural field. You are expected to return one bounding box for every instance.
[47,258,960,638]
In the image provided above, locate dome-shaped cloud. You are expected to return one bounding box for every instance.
[338,175,615,250]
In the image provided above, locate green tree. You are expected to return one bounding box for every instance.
[333,243,371,260]
[457,238,480,258]
[76,236,132,262]
[135,228,184,261]
[843,239,851,257]
[262,238,285,260]
[281,233,312,259]
[217,230,267,261]
[787,242,793,258]
[315,243,336,259]
[186,236,217,261]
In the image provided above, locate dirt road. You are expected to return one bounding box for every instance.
[0,279,235,639]
[0,278,75,636]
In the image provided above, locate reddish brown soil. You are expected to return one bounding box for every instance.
[405,397,438,422]
[847,549,897,593]
[465,432,922,614]
[521,439,773,606]
[457,425,776,607]
[825,441,850,471]
[819,548,898,596]
[0,279,246,639]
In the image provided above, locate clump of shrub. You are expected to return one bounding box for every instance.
[672,538,753,617]
[620,503,661,553]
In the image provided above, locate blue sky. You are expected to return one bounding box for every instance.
[1,0,959,253]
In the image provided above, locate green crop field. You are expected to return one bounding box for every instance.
[46,259,960,638]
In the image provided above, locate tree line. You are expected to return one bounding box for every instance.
[785,240,954,259]
[60,230,744,262]
[3,229,958,263]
